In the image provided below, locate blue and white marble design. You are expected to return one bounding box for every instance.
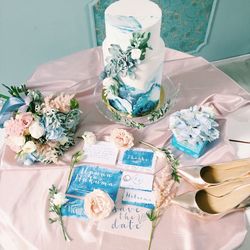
[66,165,122,201]
[106,15,142,33]
[108,80,161,116]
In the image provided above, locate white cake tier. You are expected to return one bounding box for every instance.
[102,38,165,90]
[104,0,162,56]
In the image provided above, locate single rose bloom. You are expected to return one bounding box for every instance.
[22,141,37,154]
[84,189,114,221]
[5,135,26,153]
[29,121,45,139]
[4,118,25,136]
[16,112,34,128]
[82,131,96,146]
[110,128,134,149]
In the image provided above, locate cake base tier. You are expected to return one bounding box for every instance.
[94,76,179,128]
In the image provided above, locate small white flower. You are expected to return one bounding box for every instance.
[201,106,215,118]
[22,141,37,154]
[52,192,68,207]
[131,48,142,60]
[84,189,114,221]
[155,150,166,159]
[59,136,68,145]
[103,77,118,89]
[82,131,96,146]
[29,121,45,139]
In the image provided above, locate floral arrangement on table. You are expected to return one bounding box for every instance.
[0,85,81,165]
[169,105,219,158]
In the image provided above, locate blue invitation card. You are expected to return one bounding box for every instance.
[61,196,87,219]
[66,165,122,201]
[118,148,156,172]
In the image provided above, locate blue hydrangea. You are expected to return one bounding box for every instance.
[169,106,219,146]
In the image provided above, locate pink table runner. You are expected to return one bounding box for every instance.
[0,47,249,250]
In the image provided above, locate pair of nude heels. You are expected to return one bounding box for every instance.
[171,158,250,219]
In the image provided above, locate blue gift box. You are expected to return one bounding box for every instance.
[172,136,208,158]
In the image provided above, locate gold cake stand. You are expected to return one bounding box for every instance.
[94,76,179,129]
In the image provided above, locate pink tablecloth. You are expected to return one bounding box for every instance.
[0,47,250,250]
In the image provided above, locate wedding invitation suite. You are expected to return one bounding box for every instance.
[83,141,119,165]
[118,148,156,173]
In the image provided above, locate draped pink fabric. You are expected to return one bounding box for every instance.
[0,47,249,250]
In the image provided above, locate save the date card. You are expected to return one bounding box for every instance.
[118,148,156,173]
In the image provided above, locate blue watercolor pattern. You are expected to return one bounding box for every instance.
[61,196,87,219]
[106,15,142,33]
[122,149,154,168]
[66,165,122,201]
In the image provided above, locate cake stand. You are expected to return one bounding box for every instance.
[94,75,179,129]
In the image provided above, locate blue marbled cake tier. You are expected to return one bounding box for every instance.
[107,67,162,116]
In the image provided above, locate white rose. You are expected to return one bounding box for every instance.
[5,135,26,153]
[84,189,114,221]
[52,192,68,207]
[11,136,26,147]
[22,141,37,154]
[103,77,118,88]
[131,48,142,60]
[82,131,96,146]
[29,121,45,139]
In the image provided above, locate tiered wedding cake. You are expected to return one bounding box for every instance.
[101,0,165,117]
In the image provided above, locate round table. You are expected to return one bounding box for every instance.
[0,47,250,250]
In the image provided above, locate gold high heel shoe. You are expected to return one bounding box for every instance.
[171,175,250,219]
[178,158,250,188]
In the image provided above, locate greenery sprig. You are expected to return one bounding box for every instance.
[48,185,71,241]
[66,151,84,190]
[140,141,181,182]
[112,111,145,129]
[3,84,28,98]
[148,100,171,122]
[146,208,159,250]
[130,32,152,60]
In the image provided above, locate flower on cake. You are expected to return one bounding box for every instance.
[131,48,142,60]
[82,131,96,146]
[84,189,114,221]
[110,128,134,149]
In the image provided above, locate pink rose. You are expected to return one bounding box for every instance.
[110,128,134,149]
[84,190,114,221]
[16,112,33,128]
[4,118,25,136]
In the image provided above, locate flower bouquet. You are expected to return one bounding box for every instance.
[169,106,219,158]
[0,85,81,165]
